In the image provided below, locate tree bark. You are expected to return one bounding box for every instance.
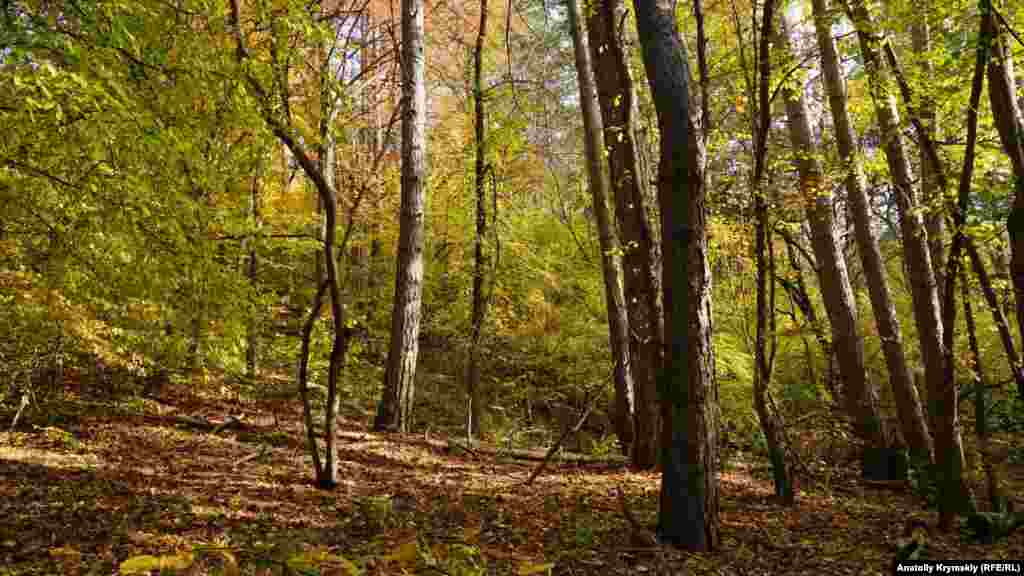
[567,0,636,455]
[375,0,428,433]
[466,0,490,441]
[988,11,1024,400]
[778,9,887,450]
[937,0,991,529]
[811,0,930,458]
[846,0,946,457]
[913,20,946,304]
[227,0,350,488]
[633,0,719,550]
[587,0,661,466]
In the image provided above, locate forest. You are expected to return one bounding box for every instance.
[1,0,1024,573]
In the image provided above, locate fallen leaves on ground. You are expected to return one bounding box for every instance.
[0,390,1021,575]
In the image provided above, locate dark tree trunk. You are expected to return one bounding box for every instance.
[988,13,1024,400]
[937,0,991,528]
[567,0,636,454]
[587,0,661,466]
[634,0,719,550]
[466,0,490,441]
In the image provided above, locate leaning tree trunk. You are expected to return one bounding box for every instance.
[811,0,931,458]
[779,9,887,451]
[375,0,428,433]
[936,0,991,529]
[988,13,1024,400]
[634,0,719,550]
[587,0,661,466]
[567,0,635,454]
[846,0,947,458]
[913,19,946,303]
[466,0,490,441]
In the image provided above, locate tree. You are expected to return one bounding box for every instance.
[733,0,796,504]
[587,0,663,467]
[466,0,491,441]
[633,0,719,550]
[566,0,635,457]
[375,0,429,433]
[988,1,1024,401]
[227,0,356,488]
[779,7,887,451]
[811,0,932,461]
[845,0,948,466]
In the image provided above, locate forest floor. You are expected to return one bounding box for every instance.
[1,380,1022,576]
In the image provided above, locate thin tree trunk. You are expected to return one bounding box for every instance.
[227,0,352,488]
[466,0,490,441]
[375,0,428,433]
[779,9,887,450]
[733,0,795,504]
[246,163,262,382]
[962,269,1003,510]
[587,0,661,466]
[966,238,1024,395]
[913,20,946,303]
[778,230,838,403]
[634,0,719,549]
[937,0,992,528]
[812,0,931,460]
[846,0,946,459]
[567,0,635,454]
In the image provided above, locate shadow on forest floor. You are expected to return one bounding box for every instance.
[0,386,1022,575]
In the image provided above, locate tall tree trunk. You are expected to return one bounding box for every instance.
[587,0,661,466]
[812,0,931,457]
[567,0,635,454]
[634,0,719,550]
[778,9,887,450]
[846,0,946,458]
[749,0,795,505]
[988,11,1024,400]
[466,0,490,441]
[375,0,428,433]
[913,19,946,304]
[937,0,992,528]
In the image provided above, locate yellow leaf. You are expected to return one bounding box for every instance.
[160,553,195,570]
[220,550,240,576]
[517,562,555,575]
[119,553,194,574]
[49,546,81,560]
[120,555,162,574]
[383,539,418,565]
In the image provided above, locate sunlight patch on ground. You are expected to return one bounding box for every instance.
[0,444,101,469]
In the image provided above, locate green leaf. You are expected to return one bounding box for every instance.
[517,562,555,575]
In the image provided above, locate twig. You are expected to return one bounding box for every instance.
[9,391,30,432]
[524,400,596,485]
